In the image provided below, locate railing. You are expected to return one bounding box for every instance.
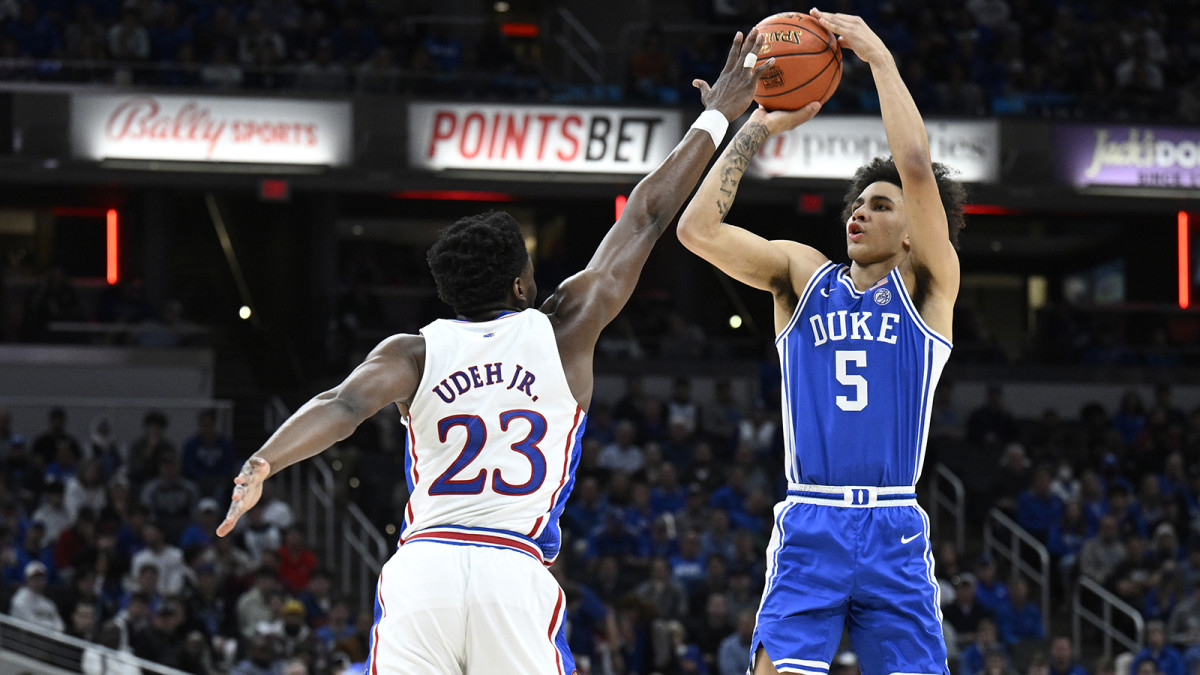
[265,396,388,613]
[1072,576,1144,658]
[553,6,605,84]
[929,463,966,552]
[0,612,188,674]
[983,508,1052,635]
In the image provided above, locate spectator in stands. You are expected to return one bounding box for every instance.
[132,599,186,668]
[86,415,126,478]
[8,559,63,631]
[277,525,318,594]
[32,478,72,543]
[718,608,754,675]
[107,4,149,60]
[53,506,96,573]
[1130,620,1186,675]
[51,563,99,620]
[68,599,99,641]
[1167,574,1200,647]
[231,633,284,675]
[66,458,108,520]
[1144,561,1184,624]
[1047,635,1087,675]
[946,572,991,645]
[636,556,688,623]
[1017,464,1066,542]
[597,419,645,475]
[237,565,282,641]
[991,443,1032,514]
[993,575,1044,646]
[130,522,186,596]
[961,617,1003,675]
[14,519,55,580]
[200,43,244,88]
[32,406,81,468]
[967,385,1018,446]
[314,597,355,653]
[182,408,236,500]
[1048,499,1091,588]
[113,590,152,650]
[974,556,1009,614]
[179,497,221,550]
[295,37,348,92]
[127,410,174,495]
[140,452,200,543]
[241,504,283,564]
[186,563,228,639]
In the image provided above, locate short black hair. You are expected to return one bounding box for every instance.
[426,211,529,316]
[840,156,967,248]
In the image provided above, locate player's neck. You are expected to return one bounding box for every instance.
[456,303,523,322]
[848,256,902,291]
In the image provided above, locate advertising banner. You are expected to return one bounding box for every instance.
[1057,124,1200,189]
[748,117,1000,183]
[409,102,683,174]
[71,94,352,166]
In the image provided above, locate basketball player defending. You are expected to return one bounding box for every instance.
[677,10,966,675]
[216,31,810,674]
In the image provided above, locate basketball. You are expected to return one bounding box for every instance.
[752,12,842,111]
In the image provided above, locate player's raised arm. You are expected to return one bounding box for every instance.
[544,30,768,336]
[676,103,822,300]
[812,9,959,296]
[216,334,424,537]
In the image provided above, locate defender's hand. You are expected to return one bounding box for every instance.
[748,101,822,136]
[811,8,891,65]
[216,457,271,537]
[693,29,778,121]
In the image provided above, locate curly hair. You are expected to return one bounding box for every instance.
[839,156,967,248]
[426,211,529,316]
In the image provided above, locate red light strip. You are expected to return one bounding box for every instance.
[392,190,514,202]
[1179,211,1189,310]
[615,195,627,221]
[106,209,119,286]
[501,23,539,38]
[962,204,1020,215]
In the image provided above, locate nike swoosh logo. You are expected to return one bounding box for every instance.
[820,288,830,297]
[901,533,920,544]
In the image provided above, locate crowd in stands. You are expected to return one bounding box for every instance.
[5,371,1200,674]
[0,0,1196,121]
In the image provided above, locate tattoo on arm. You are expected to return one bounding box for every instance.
[716,122,769,218]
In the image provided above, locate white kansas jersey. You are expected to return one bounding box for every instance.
[400,309,586,565]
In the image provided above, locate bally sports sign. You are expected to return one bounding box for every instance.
[409,103,683,174]
[71,94,352,166]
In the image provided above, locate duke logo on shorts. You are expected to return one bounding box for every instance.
[366,310,585,674]
[753,263,951,675]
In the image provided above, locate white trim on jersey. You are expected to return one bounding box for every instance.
[775,261,837,346]
[888,268,952,348]
[774,658,830,671]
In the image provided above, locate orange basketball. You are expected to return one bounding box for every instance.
[752,12,842,111]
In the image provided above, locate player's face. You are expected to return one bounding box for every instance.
[845,181,907,263]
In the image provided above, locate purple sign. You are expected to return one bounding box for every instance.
[1057,124,1200,189]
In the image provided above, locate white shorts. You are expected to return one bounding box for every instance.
[363,539,574,674]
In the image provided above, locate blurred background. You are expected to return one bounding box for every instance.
[0,0,1199,673]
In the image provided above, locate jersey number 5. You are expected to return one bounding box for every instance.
[835,350,868,411]
[429,410,549,497]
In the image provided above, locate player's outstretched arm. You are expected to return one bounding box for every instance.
[812,9,959,296]
[545,30,769,337]
[677,103,823,299]
[216,334,424,537]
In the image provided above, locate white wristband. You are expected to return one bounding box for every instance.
[690,109,729,148]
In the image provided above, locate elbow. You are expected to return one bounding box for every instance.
[894,145,932,176]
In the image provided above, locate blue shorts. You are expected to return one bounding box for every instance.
[751,487,947,675]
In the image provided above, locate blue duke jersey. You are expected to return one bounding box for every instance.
[399,309,587,565]
[777,262,951,488]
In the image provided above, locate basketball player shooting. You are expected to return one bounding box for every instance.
[215,29,808,674]
[677,9,966,675]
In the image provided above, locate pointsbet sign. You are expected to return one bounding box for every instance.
[71,94,352,166]
[409,103,683,174]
